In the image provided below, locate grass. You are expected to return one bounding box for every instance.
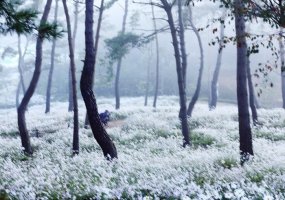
[191,132,217,148]
[215,157,239,169]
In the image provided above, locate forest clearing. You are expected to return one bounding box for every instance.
[0,97,284,199]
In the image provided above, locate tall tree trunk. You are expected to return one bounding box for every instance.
[279,28,285,109]
[84,0,105,128]
[161,0,190,147]
[115,0,128,110]
[17,0,53,156]
[246,56,258,125]
[144,56,150,106]
[68,1,79,112]
[80,0,117,159]
[234,0,253,164]
[45,0,59,113]
[209,12,225,109]
[62,0,79,155]
[16,34,26,108]
[151,4,160,108]
[187,6,204,117]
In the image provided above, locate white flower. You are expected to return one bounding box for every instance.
[224,192,233,199]
[234,189,245,198]
[263,195,274,200]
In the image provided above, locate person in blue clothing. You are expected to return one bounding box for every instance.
[99,110,111,125]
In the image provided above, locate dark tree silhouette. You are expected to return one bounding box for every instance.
[160,0,190,147]
[18,0,54,155]
[68,1,79,112]
[80,0,117,159]
[62,0,79,154]
[234,0,254,164]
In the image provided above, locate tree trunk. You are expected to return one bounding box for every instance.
[115,0,128,110]
[84,0,105,128]
[45,0,58,113]
[17,0,53,156]
[81,0,117,159]
[234,0,254,164]
[151,4,160,108]
[144,57,150,106]
[16,81,21,108]
[279,28,285,109]
[209,12,225,109]
[161,0,190,147]
[187,6,204,117]
[68,1,79,112]
[16,34,26,108]
[62,0,79,155]
[246,56,258,125]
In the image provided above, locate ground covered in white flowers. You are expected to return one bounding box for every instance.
[0,96,284,199]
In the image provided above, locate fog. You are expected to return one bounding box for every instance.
[0,0,282,108]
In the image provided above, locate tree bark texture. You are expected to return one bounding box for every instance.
[115,0,128,110]
[62,0,79,154]
[68,1,79,112]
[84,0,105,128]
[161,0,190,147]
[17,0,53,155]
[234,0,254,164]
[45,0,59,113]
[80,0,117,159]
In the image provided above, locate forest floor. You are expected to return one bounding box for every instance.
[0,96,284,199]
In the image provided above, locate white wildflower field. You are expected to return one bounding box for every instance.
[0,97,284,199]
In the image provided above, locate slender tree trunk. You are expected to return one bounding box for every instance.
[144,56,150,106]
[179,0,187,88]
[161,0,190,147]
[151,4,160,108]
[209,12,225,109]
[178,0,188,120]
[68,1,79,112]
[16,34,26,108]
[16,81,21,108]
[45,0,59,113]
[187,6,204,117]
[279,28,285,109]
[62,0,79,155]
[234,0,253,164]
[246,56,258,125]
[17,0,53,156]
[81,0,117,159]
[115,0,128,110]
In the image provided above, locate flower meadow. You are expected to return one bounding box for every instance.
[0,97,284,199]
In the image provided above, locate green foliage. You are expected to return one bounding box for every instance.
[0,190,9,200]
[215,157,239,169]
[105,32,141,63]
[0,0,37,34]
[38,22,64,40]
[246,171,264,183]
[191,132,216,148]
[255,131,285,141]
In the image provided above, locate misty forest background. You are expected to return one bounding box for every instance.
[0,0,285,199]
